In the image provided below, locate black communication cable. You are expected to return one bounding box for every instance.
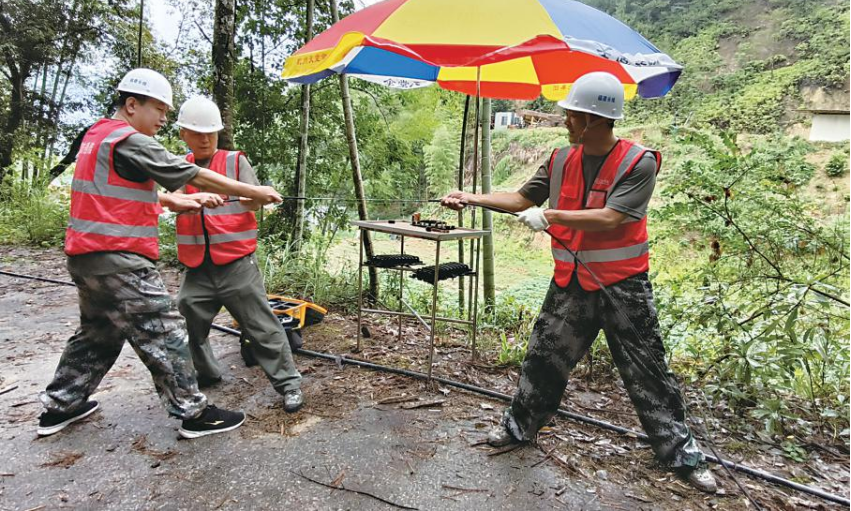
[0,268,847,506]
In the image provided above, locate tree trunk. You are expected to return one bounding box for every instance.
[212,0,236,150]
[293,0,314,251]
[330,0,378,301]
[33,63,50,179]
[480,98,495,313]
[0,61,31,183]
[44,48,80,177]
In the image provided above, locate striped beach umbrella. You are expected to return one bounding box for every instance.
[282,0,682,100]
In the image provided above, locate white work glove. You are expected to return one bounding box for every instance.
[517,207,549,232]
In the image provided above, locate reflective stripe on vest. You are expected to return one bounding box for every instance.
[548,148,574,208]
[177,229,257,245]
[69,218,158,238]
[578,241,649,263]
[553,241,648,264]
[71,179,159,203]
[551,247,575,263]
[176,233,205,245]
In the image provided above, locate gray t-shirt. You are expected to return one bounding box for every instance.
[518,147,657,220]
[67,133,203,277]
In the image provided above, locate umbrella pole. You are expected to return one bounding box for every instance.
[467,67,481,322]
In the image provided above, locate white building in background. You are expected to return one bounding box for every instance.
[494,112,521,130]
[802,109,850,142]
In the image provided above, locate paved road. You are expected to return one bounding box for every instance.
[0,272,625,511]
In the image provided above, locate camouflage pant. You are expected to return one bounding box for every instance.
[40,267,207,420]
[504,273,704,469]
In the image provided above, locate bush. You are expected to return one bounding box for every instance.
[825,151,849,177]
[158,215,179,266]
[654,129,850,435]
[0,180,68,246]
[257,236,359,311]
[492,156,517,186]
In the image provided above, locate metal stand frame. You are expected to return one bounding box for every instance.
[354,221,485,380]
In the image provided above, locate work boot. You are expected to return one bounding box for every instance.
[240,336,259,367]
[196,374,222,389]
[37,400,99,437]
[178,405,245,439]
[680,464,717,493]
[487,424,519,447]
[283,389,304,413]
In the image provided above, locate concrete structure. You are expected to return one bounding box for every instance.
[802,109,850,142]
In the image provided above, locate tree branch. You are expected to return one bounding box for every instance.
[293,470,418,510]
[687,191,786,278]
[350,85,390,130]
[756,274,850,307]
[194,19,213,45]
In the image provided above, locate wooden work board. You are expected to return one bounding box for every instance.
[351,220,489,241]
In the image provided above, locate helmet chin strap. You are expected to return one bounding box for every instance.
[577,112,609,144]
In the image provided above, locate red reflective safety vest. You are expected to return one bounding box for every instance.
[175,150,257,268]
[65,119,162,260]
[547,139,661,290]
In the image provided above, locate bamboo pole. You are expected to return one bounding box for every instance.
[480,97,495,312]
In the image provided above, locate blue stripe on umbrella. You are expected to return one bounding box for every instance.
[345,47,440,81]
[537,0,662,55]
[286,69,337,85]
[636,69,681,98]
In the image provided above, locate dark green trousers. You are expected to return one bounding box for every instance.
[176,254,302,394]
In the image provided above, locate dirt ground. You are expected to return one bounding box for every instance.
[0,246,848,511]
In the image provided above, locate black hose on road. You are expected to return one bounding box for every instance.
[1,269,847,506]
[209,322,850,507]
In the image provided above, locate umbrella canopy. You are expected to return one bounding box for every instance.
[282,0,682,100]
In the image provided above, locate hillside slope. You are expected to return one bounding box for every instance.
[516,0,850,133]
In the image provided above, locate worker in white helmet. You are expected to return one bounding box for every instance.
[440,72,716,493]
[38,68,284,440]
[170,96,304,413]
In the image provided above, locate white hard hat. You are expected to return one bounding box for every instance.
[175,96,224,133]
[557,72,624,120]
[117,68,174,109]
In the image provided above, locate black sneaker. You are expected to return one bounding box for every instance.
[178,405,245,439]
[37,400,99,437]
